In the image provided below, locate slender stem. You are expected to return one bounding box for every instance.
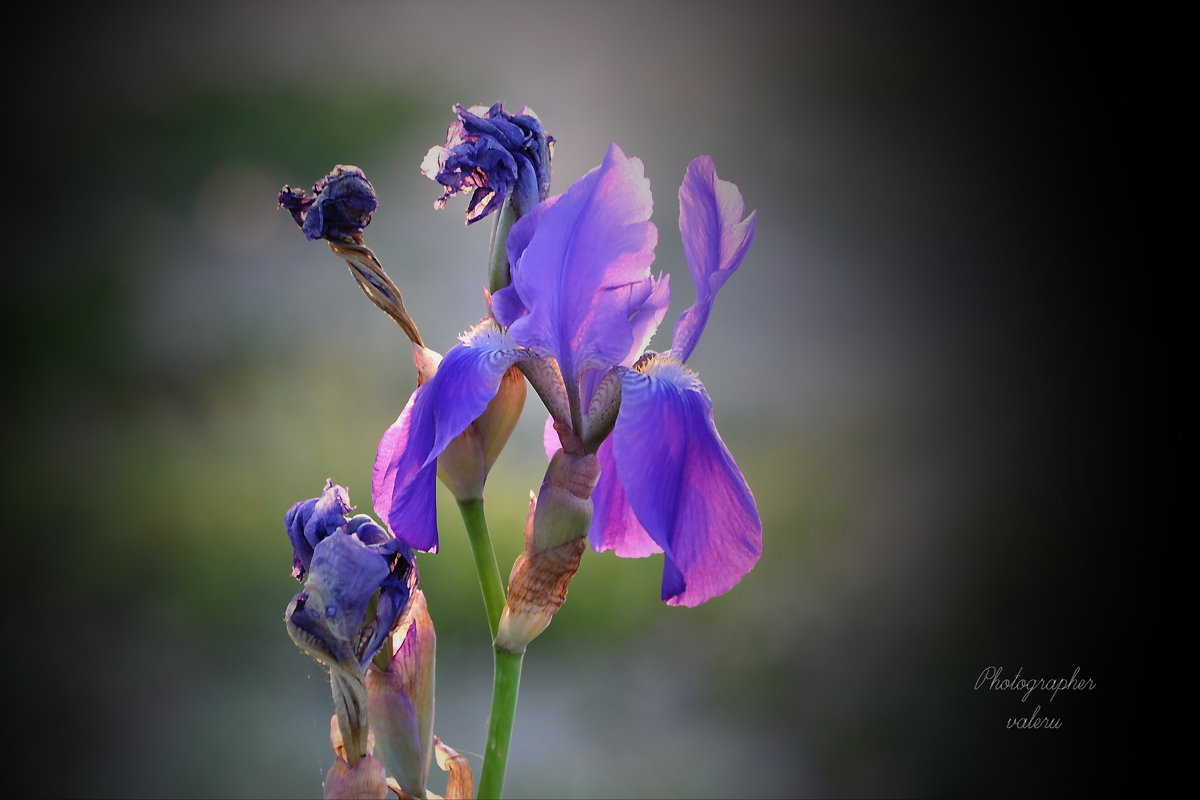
[475,198,527,799]
[456,498,505,640]
[458,498,525,798]
[478,649,524,799]
[487,197,518,294]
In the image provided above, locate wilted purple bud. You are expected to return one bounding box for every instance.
[284,481,418,673]
[285,479,353,581]
[278,165,378,241]
[421,103,553,223]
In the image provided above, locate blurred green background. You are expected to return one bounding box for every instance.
[6,2,1155,797]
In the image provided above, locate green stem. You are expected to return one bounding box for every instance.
[487,196,518,295]
[456,498,506,640]
[478,649,524,799]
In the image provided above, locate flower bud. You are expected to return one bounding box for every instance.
[495,493,587,654]
[423,103,553,224]
[279,167,425,345]
[323,754,389,800]
[366,590,436,799]
[475,363,527,472]
[278,165,378,242]
[531,450,601,552]
[436,424,487,502]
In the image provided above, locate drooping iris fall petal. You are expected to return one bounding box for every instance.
[588,437,662,558]
[373,326,528,551]
[610,360,761,606]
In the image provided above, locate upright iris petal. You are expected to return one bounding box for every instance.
[670,156,757,362]
[422,103,553,223]
[498,142,661,392]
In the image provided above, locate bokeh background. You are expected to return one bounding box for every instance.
[7,2,1157,797]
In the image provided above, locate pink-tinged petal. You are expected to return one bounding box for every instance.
[505,142,660,386]
[542,414,559,460]
[373,386,440,552]
[612,360,760,606]
[372,326,527,552]
[670,156,757,363]
[588,437,662,558]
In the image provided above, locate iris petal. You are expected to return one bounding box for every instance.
[308,531,390,651]
[623,273,671,368]
[425,331,528,463]
[612,360,761,606]
[373,385,439,552]
[504,142,659,388]
[372,328,527,551]
[285,480,353,580]
[589,437,662,558]
[492,193,560,328]
[670,156,757,363]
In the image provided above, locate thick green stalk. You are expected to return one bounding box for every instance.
[478,649,524,799]
[456,498,505,639]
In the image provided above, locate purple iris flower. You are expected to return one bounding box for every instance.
[373,144,760,606]
[421,103,553,223]
[285,480,417,670]
[278,165,378,241]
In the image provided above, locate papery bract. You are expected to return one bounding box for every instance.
[367,590,436,799]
